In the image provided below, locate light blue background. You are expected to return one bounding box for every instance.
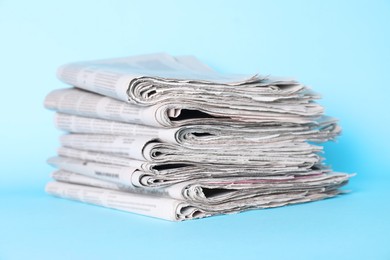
[1,1,389,259]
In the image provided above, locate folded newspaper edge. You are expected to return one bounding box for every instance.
[56,146,328,176]
[48,156,338,189]
[56,53,309,105]
[46,180,347,221]
[44,88,323,128]
[58,134,323,166]
[53,113,341,146]
[48,157,352,205]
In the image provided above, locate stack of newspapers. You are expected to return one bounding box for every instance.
[44,53,351,221]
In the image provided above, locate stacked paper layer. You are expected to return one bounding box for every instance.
[44,53,351,221]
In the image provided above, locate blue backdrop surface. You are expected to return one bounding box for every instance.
[0,1,389,259]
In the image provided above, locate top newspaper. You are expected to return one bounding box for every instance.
[50,53,323,128]
[57,53,268,103]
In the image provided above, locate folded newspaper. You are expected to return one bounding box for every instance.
[44,53,352,221]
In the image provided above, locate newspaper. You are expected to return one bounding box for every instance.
[46,178,345,221]
[50,169,350,204]
[58,134,322,166]
[53,113,341,146]
[44,88,322,127]
[48,156,333,188]
[56,147,325,176]
[56,53,316,105]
